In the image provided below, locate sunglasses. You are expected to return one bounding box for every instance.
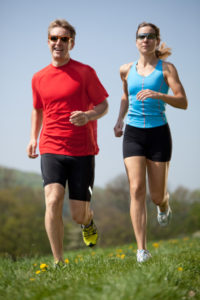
[136,33,157,40]
[49,35,70,43]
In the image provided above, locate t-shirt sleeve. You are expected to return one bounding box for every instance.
[32,74,43,109]
[86,67,109,106]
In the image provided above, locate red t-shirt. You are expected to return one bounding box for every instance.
[32,59,109,156]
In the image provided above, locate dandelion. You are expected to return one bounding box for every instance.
[35,270,41,275]
[177,267,183,272]
[75,258,78,264]
[30,278,35,281]
[121,254,125,259]
[40,263,48,270]
[153,243,159,248]
[33,263,37,267]
[65,258,70,264]
[116,249,123,253]
[116,254,121,258]
[91,252,96,256]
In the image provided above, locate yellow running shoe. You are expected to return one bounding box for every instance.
[81,220,98,247]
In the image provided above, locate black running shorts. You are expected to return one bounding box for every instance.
[123,123,172,162]
[41,154,95,201]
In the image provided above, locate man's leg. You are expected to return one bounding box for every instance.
[69,199,93,226]
[44,183,65,262]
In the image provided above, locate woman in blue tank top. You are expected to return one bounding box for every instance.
[114,22,188,263]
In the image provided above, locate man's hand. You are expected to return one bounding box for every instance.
[70,111,89,126]
[26,139,39,159]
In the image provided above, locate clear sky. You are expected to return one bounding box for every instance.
[1,0,199,191]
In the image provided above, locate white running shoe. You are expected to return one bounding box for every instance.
[157,205,172,227]
[137,249,152,263]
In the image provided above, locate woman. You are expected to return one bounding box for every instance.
[114,22,188,263]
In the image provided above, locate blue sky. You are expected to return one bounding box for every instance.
[1,0,199,191]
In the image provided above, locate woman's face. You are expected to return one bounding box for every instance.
[136,26,160,56]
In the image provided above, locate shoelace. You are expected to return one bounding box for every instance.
[83,225,96,237]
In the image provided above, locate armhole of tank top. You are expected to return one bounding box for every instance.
[125,62,134,81]
[161,60,169,87]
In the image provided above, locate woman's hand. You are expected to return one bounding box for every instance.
[114,119,124,137]
[136,89,160,101]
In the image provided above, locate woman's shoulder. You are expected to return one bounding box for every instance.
[162,60,176,71]
[119,62,134,80]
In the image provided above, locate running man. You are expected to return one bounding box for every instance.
[27,19,108,266]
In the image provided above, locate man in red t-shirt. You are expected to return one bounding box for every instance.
[27,19,108,266]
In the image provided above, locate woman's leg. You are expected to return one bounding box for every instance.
[124,156,147,250]
[147,160,170,211]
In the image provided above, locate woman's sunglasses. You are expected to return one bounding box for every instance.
[49,35,70,43]
[136,33,157,40]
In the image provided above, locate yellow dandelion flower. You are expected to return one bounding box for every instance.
[153,243,159,248]
[177,267,183,272]
[121,254,125,259]
[91,252,96,256]
[35,270,41,275]
[30,278,35,281]
[116,249,123,253]
[75,258,78,264]
[65,258,70,264]
[116,254,121,258]
[40,263,48,270]
[33,264,37,267]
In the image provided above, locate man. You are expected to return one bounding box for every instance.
[27,19,108,266]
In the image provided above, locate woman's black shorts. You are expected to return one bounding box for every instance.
[41,154,95,201]
[123,123,172,162]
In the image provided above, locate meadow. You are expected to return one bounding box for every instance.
[0,237,199,300]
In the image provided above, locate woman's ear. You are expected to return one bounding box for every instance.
[68,38,75,50]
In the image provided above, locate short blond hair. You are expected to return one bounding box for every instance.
[48,19,76,40]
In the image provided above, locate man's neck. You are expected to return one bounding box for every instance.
[51,56,71,67]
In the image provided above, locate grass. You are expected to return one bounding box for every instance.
[0,237,199,300]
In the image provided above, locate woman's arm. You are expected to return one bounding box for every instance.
[114,64,131,137]
[136,62,188,110]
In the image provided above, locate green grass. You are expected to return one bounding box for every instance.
[0,237,199,300]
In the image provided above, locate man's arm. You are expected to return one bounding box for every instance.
[27,108,43,158]
[69,99,108,126]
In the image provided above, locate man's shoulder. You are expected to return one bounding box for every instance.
[32,64,51,81]
[70,59,94,73]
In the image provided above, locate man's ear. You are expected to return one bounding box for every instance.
[68,39,75,50]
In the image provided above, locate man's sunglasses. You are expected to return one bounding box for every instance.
[136,33,157,40]
[49,35,70,43]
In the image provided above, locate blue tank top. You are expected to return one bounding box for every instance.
[126,59,169,128]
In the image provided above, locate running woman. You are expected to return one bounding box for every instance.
[27,19,108,266]
[114,22,187,263]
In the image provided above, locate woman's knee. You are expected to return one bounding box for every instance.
[130,182,146,201]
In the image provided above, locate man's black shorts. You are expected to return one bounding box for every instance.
[123,123,172,162]
[41,154,95,201]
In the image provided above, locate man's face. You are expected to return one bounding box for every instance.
[48,27,72,62]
